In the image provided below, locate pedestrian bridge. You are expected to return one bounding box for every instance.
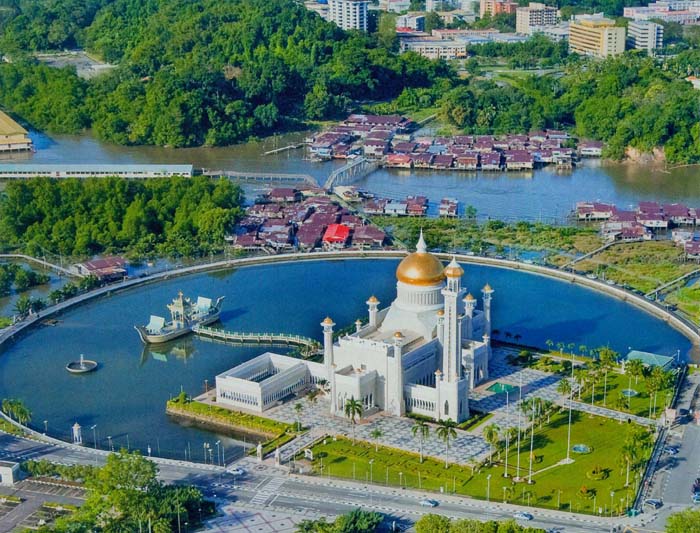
[192,325,321,355]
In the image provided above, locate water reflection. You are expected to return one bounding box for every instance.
[140,338,197,365]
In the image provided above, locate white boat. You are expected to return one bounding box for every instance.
[135,292,224,344]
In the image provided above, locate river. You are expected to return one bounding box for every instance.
[7,130,700,222]
[0,258,691,462]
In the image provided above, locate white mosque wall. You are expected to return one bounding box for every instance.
[404,383,438,418]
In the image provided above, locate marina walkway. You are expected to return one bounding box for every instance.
[193,325,321,354]
[202,169,317,186]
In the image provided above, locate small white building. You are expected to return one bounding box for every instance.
[627,20,663,52]
[0,461,19,486]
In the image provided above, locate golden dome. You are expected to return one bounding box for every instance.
[482,283,493,292]
[393,331,404,339]
[444,256,464,278]
[436,309,444,316]
[322,316,334,325]
[367,295,379,304]
[464,293,475,301]
[396,231,445,286]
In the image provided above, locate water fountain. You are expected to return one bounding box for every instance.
[65,354,98,374]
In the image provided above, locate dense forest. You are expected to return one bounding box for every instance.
[0,0,454,147]
[0,176,245,257]
[437,54,700,161]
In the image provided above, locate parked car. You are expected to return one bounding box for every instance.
[513,511,534,521]
[419,499,439,508]
[664,446,679,455]
[692,493,700,504]
[643,499,663,510]
[227,467,245,476]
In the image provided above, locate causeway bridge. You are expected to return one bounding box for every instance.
[201,169,317,186]
[323,157,379,190]
[192,324,321,355]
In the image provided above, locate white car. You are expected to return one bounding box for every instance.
[513,511,534,521]
[419,499,439,507]
[227,467,245,476]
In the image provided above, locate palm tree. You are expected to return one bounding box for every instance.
[598,347,618,406]
[619,442,638,487]
[557,378,572,398]
[436,418,458,469]
[545,339,554,352]
[293,402,303,431]
[306,389,319,404]
[483,423,501,464]
[411,420,430,463]
[573,367,587,400]
[343,397,363,442]
[626,359,644,386]
[370,428,382,452]
[1,398,31,425]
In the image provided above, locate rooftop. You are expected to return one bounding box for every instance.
[0,110,27,136]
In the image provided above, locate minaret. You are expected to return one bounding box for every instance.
[366,295,380,328]
[463,293,476,339]
[330,363,337,415]
[434,369,442,421]
[481,284,494,336]
[355,319,363,333]
[393,331,405,417]
[441,257,465,382]
[321,316,335,379]
[436,309,445,344]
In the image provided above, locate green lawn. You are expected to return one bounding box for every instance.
[576,371,675,419]
[302,412,649,516]
[666,283,700,324]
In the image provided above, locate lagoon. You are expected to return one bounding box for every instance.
[0,258,691,462]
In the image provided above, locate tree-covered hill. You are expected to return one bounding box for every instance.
[0,0,454,147]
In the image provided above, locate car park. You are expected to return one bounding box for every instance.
[419,499,439,507]
[513,511,533,521]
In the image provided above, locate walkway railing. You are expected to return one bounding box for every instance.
[193,325,321,354]
[645,267,700,298]
[559,240,623,269]
[201,169,317,186]
[323,157,379,190]
[0,253,82,278]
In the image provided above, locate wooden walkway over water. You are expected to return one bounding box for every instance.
[201,169,317,186]
[192,325,321,354]
[645,267,700,298]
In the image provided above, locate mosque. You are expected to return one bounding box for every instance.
[216,233,494,423]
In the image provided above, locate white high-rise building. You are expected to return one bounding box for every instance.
[328,0,369,31]
[516,2,560,34]
[627,20,664,52]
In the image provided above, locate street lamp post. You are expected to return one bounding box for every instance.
[398,471,403,488]
[566,353,574,462]
[215,441,221,466]
[503,486,507,503]
[487,474,491,502]
[516,373,522,480]
[504,390,510,478]
[557,489,562,509]
[369,459,374,484]
[107,436,113,452]
[43,420,48,434]
[91,425,97,450]
[610,491,615,517]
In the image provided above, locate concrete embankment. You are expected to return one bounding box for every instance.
[165,404,272,441]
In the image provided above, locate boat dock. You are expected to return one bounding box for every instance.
[192,325,321,355]
[263,143,307,156]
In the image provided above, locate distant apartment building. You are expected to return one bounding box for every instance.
[396,14,426,30]
[624,1,700,24]
[480,0,518,17]
[569,14,626,57]
[627,20,664,51]
[380,0,411,12]
[400,39,468,59]
[516,3,560,34]
[530,22,570,41]
[328,0,369,31]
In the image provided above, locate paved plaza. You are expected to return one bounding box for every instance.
[203,505,316,533]
[258,346,655,466]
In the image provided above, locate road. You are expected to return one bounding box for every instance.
[643,371,700,529]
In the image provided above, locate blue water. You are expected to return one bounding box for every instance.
[0,259,691,461]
